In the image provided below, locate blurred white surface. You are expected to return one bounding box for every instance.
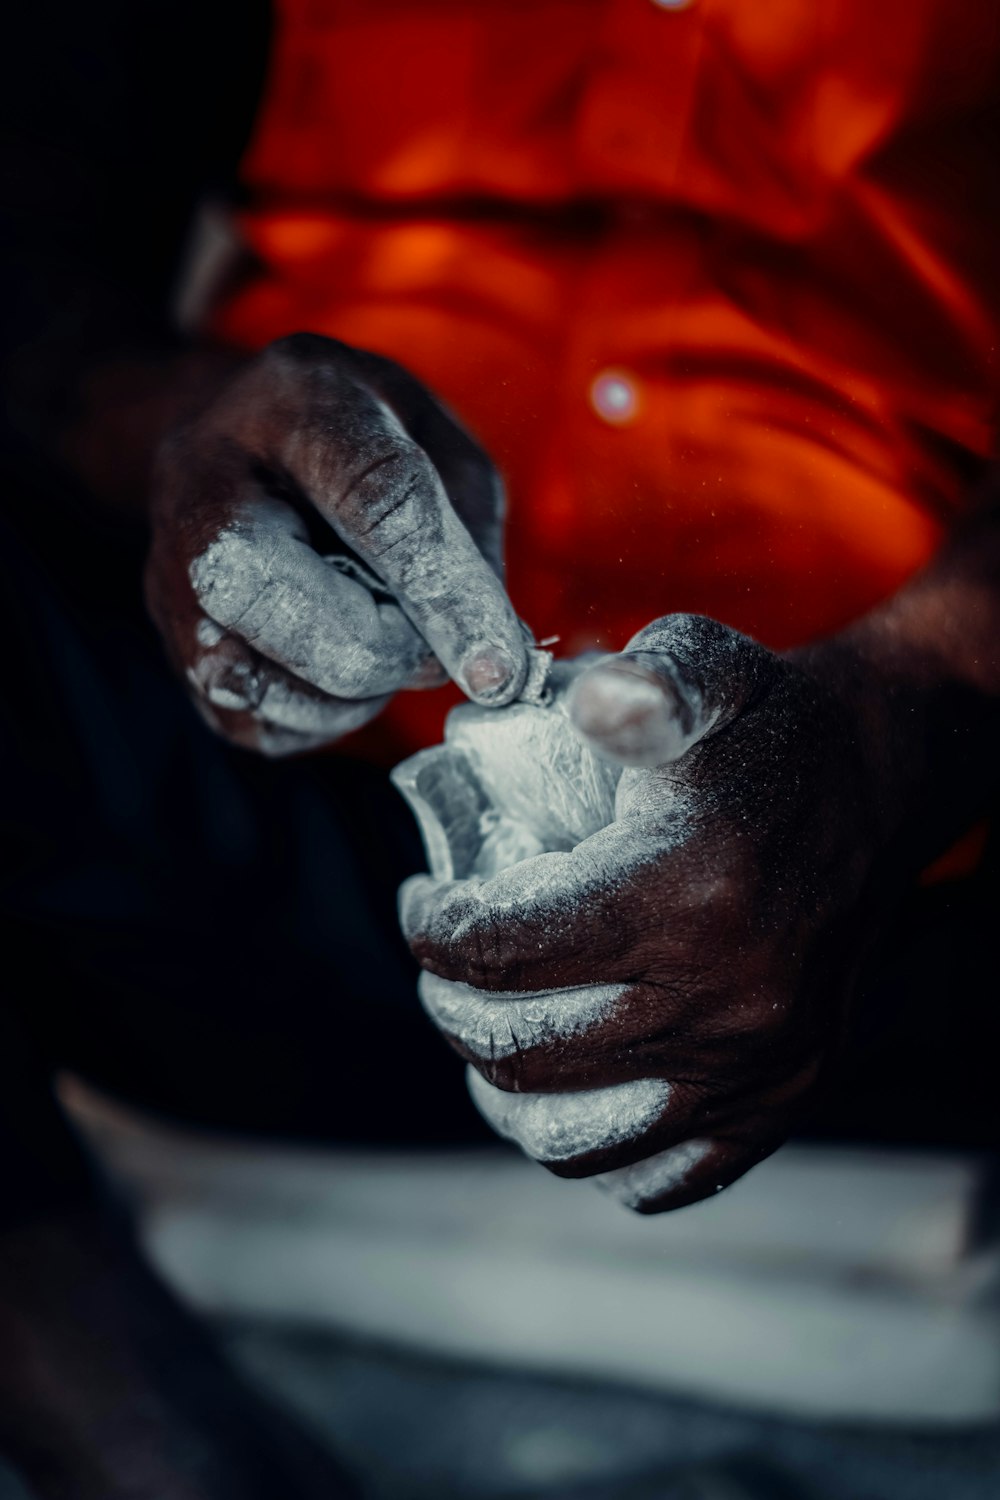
[64,1078,1000,1425]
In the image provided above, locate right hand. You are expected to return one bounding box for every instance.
[145,334,528,755]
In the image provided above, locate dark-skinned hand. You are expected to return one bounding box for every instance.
[402,613,902,1212]
[146,333,528,755]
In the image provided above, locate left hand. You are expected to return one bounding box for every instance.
[401,613,902,1212]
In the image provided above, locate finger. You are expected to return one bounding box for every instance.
[418,972,630,1075]
[593,1138,717,1210]
[465,1069,742,1180]
[268,340,528,704]
[187,625,389,749]
[421,971,719,1096]
[196,707,357,760]
[568,614,768,768]
[595,1129,783,1213]
[400,821,671,992]
[466,1068,672,1169]
[343,346,507,580]
[189,495,429,699]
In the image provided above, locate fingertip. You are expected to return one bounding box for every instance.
[397,873,435,936]
[593,1138,715,1212]
[397,874,470,968]
[458,639,527,705]
[568,660,687,767]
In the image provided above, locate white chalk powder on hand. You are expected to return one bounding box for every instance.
[594,1139,713,1209]
[419,972,627,1059]
[394,654,689,1202]
[467,1068,671,1164]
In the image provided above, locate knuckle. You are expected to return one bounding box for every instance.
[187,525,272,626]
[459,922,516,992]
[346,445,437,548]
[412,896,540,994]
[407,892,467,967]
[265,332,331,371]
[420,977,536,1075]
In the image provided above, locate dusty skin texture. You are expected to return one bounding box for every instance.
[147,335,529,757]
[394,658,727,1204]
[400,526,1000,1215]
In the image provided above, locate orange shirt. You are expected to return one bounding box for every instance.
[210,0,1000,758]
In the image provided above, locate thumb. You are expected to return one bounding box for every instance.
[253,338,531,706]
[567,615,766,768]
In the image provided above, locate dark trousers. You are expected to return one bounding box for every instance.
[0,475,996,1227]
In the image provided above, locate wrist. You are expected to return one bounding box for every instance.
[791,635,925,856]
[790,615,997,881]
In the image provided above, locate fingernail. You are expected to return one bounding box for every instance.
[574,665,664,722]
[464,646,516,698]
[569,665,679,767]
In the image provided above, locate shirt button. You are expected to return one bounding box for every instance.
[590,370,640,425]
[651,0,694,9]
